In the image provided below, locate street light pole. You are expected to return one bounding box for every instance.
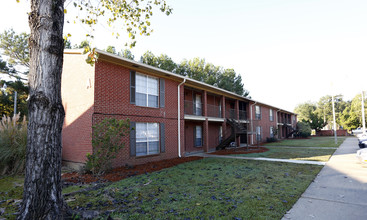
[332,95,337,145]
[13,91,17,117]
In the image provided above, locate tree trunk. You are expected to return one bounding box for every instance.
[18,0,68,219]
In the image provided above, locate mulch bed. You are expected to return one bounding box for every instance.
[62,156,203,184]
[209,146,269,155]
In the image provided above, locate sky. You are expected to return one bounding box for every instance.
[1,0,367,112]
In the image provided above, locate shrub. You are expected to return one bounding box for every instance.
[85,118,129,175]
[296,121,311,138]
[266,137,278,143]
[0,113,27,175]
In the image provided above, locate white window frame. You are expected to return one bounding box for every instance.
[255,105,261,120]
[270,127,274,138]
[256,126,262,141]
[195,125,202,147]
[269,109,273,121]
[194,94,202,116]
[135,122,159,156]
[136,73,159,108]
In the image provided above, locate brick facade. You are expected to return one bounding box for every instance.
[61,49,297,169]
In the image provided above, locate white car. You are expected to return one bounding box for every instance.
[356,149,367,164]
[353,128,367,136]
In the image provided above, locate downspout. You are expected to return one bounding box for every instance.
[250,101,257,145]
[177,78,186,157]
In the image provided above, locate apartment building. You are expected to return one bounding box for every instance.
[61,49,297,169]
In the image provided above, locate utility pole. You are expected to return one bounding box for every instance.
[332,95,337,145]
[13,91,17,117]
[362,91,366,135]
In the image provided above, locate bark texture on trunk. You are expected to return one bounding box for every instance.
[19,0,67,219]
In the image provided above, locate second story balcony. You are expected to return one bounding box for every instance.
[207,104,222,118]
[184,100,203,116]
[226,109,236,119]
[239,110,247,120]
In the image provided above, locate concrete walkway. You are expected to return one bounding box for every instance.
[282,137,367,220]
[196,153,326,165]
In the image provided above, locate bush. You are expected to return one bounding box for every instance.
[266,137,278,143]
[85,118,129,175]
[296,121,311,138]
[0,113,27,175]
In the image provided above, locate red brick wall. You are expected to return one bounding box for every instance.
[250,104,278,143]
[62,53,95,163]
[184,121,204,153]
[208,122,221,150]
[316,130,348,136]
[93,60,181,167]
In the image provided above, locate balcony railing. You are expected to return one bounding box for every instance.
[239,110,247,120]
[184,100,203,116]
[207,104,222,118]
[226,109,236,119]
[279,117,291,124]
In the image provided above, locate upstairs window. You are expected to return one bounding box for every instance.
[255,105,261,120]
[136,73,159,108]
[269,109,273,121]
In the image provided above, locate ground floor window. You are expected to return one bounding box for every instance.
[136,122,159,156]
[256,126,262,142]
[270,126,274,138]
[194,125,202,147]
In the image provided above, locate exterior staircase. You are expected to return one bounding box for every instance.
[216,118,247,150]
[284,123,298,138]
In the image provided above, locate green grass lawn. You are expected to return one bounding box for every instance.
[264,136,346,148]
[234,147,336,162]
[1,137,344,219]
[0,176,90,219]
[64,158,321,219]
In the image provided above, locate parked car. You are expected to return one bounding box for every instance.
[356,148,367,164]
[359,138,367,148]
[353,128,367,136]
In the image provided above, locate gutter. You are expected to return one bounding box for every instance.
[177,78,186,157]
[250,101,257,145]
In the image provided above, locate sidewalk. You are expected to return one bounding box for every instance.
[196,153,326,165]
[282,137,367,220]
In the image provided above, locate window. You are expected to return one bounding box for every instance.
[270,127,274,138]
[195,125,202,147]
[256,126,262,141]
[136,73,159,108]
[255,105,261,120]
[136,122,159,156]
[269,109,273,121]
[219,126,223,143]
[194,94,202,116]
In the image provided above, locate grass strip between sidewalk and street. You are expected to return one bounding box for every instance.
[264,136,346,148]
[232,146,336,162]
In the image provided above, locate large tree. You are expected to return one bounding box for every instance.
[294,102,326,131]
[294,102,316,122]
[0,29,30,80]
[140,51,250,97]
[315,95,347,126]
[339,93,367,130]
[19,0,171,219]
